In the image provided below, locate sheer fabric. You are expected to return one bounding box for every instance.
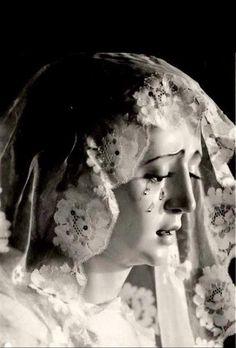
[0,53,235,347]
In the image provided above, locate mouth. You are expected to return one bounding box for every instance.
[156,230,173,237]
[156,226,180,245]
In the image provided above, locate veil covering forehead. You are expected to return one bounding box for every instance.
[0,53,235,346]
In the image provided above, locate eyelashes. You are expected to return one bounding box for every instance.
[189,173,202,180]
[144,172,201,183]
[143,173,173,184]
[144,173,173,183]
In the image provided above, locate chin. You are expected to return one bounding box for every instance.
[133,248,170,267]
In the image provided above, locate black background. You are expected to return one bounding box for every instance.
[0,50,235,121]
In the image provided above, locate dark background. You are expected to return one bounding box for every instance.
[0,50,235,121]
[0,49,235,347]
[0,50,235,173]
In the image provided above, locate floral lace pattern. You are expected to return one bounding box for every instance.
[27,264,156,347]
[29,263,98,347]
[30,264,82,309]
[201,115,235,188]
[195,336,223,347]
[158,242,193,283]
[86,117,149,187]
[206,186,235,264]
[193,265,236,339]
[11,264,25,285]
[133,73,204,130]
[132,72,235,187]
[54,171,119,263]
[120,282,159,335]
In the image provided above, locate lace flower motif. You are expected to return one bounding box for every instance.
[49,320,96,348]
[193,265,236,338]
[201,112,235,187]
[133,74,202,130]
[0,210,11,253]
[29,263,82,313]
[86,118,148,186]
[53,182,116,263]
[86,137,102,174]
[206,187,235,264]
[162,244,192,282]
[12,264,26,285]
[29,264,98,346]
[120,282,158,334]
[174,260,192,281]
[195,337,222,347]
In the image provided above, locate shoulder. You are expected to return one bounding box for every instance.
[0,256,49,346]
[0,258,97,347]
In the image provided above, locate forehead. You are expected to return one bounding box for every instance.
[142,122,202,163]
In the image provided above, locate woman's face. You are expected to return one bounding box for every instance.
[103,122,202,267]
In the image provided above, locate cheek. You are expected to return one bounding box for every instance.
[111,183,171,266]
[115,180,152,219]
[126,180,164,219]
[113,184,143,241]
[111,184,142,250]
[113,182,160,243]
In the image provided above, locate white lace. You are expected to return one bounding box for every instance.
[193,264,236,340]
[119,282,159,335]
[205,186,236,265]
[26,263,155,347]
[86,116,149,187]
[53,170,119,263]
[133,73,203,130]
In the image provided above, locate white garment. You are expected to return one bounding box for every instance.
[155,266,195,347]
[0,260,156,347]
[85,297,156,347]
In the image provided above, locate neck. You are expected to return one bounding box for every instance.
[83,254,132,305]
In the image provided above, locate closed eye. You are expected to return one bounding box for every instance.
[144,173,174,183]
[190,172,202,180]
[144,172,201,183]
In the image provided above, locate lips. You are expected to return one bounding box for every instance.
[156,226,181,245]
[156,230,173,237]
[156,225,181,236]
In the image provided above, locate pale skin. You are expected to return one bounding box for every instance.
[83,121,202,304]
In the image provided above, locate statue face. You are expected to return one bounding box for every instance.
[103,121,202,267]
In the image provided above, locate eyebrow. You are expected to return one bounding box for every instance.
[144,149,202,165]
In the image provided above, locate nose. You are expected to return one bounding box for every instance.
[164,168,196,214]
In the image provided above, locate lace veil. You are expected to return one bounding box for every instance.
[0,53,235,347]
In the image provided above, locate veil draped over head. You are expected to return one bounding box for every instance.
[0,53,235,347]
